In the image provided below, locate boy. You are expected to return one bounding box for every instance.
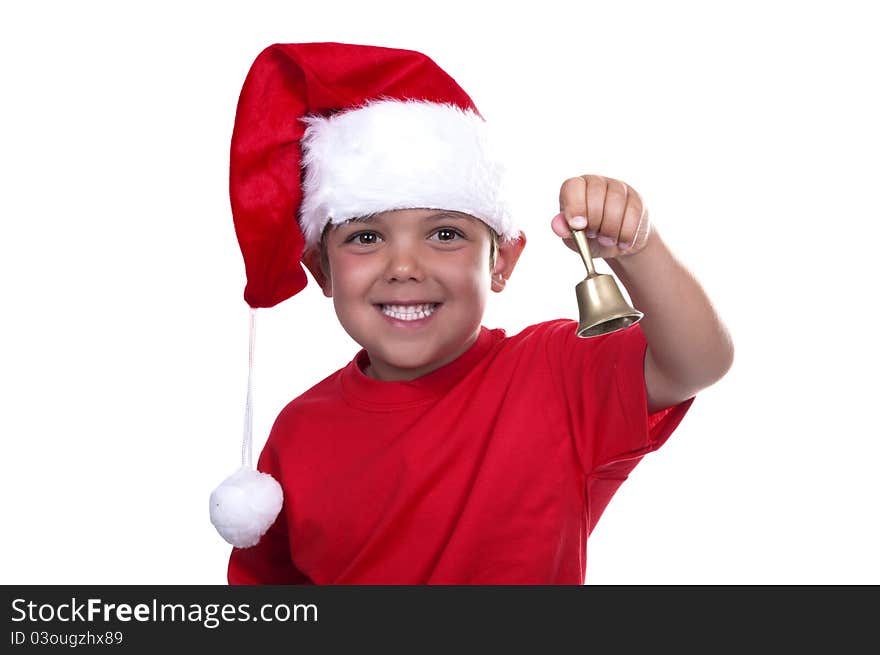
[217,42,733,584]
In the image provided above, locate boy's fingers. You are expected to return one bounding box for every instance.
[550,212,570,238]
[619,193,644,250]
[596,177,627,243]
[559,174,646,254]
[584,175,608,235]
[559,176,588,230]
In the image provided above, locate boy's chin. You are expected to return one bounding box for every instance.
[363,346,448,380]
[374,351,437,372]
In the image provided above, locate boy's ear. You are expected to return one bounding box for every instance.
[491,232,527,293]
[301,247,333,298]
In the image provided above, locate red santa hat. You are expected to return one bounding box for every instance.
[209,42,517,549]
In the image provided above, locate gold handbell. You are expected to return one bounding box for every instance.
[571,229,643,338]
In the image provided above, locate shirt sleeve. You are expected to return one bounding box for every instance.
[544,319,694,530]
[227,439,311,585]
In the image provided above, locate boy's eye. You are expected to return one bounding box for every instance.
[346,231,382,245]
[431,228,464,242]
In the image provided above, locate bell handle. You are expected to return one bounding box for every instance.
[571,229,597,278]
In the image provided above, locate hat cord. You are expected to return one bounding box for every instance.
[241,307,257,469]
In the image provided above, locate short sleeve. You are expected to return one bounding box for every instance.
[227,439,311,585]
[543,319,694,529]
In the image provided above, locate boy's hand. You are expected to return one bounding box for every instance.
[551,175,651,259]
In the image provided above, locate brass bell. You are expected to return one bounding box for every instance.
[571,229,643,338]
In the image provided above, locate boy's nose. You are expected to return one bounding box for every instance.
[383,245,425,282]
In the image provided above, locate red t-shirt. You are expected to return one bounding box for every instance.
[227,319,693,584]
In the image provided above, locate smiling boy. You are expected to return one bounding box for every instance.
[216,42,733,584]
[302,209,523,382]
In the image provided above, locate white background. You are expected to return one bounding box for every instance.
[2,0,877,585]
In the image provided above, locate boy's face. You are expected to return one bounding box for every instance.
[304,208,517,381]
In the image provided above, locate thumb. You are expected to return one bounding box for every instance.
[550,212,574,238]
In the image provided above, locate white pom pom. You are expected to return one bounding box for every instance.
[209,467,283,548]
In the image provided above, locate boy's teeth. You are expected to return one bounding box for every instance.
[381,303,438,320]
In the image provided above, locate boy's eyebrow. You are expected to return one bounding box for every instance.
[332,215,378,231]
[341,211,473,225]
[426,211,473,221]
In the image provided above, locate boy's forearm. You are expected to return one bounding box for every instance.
[605,227,734,392]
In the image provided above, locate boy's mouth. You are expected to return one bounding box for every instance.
[376,302,441,322]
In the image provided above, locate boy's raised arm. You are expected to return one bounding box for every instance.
[553,174,734,413]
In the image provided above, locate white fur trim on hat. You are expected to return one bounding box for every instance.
[299,99,516,248]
